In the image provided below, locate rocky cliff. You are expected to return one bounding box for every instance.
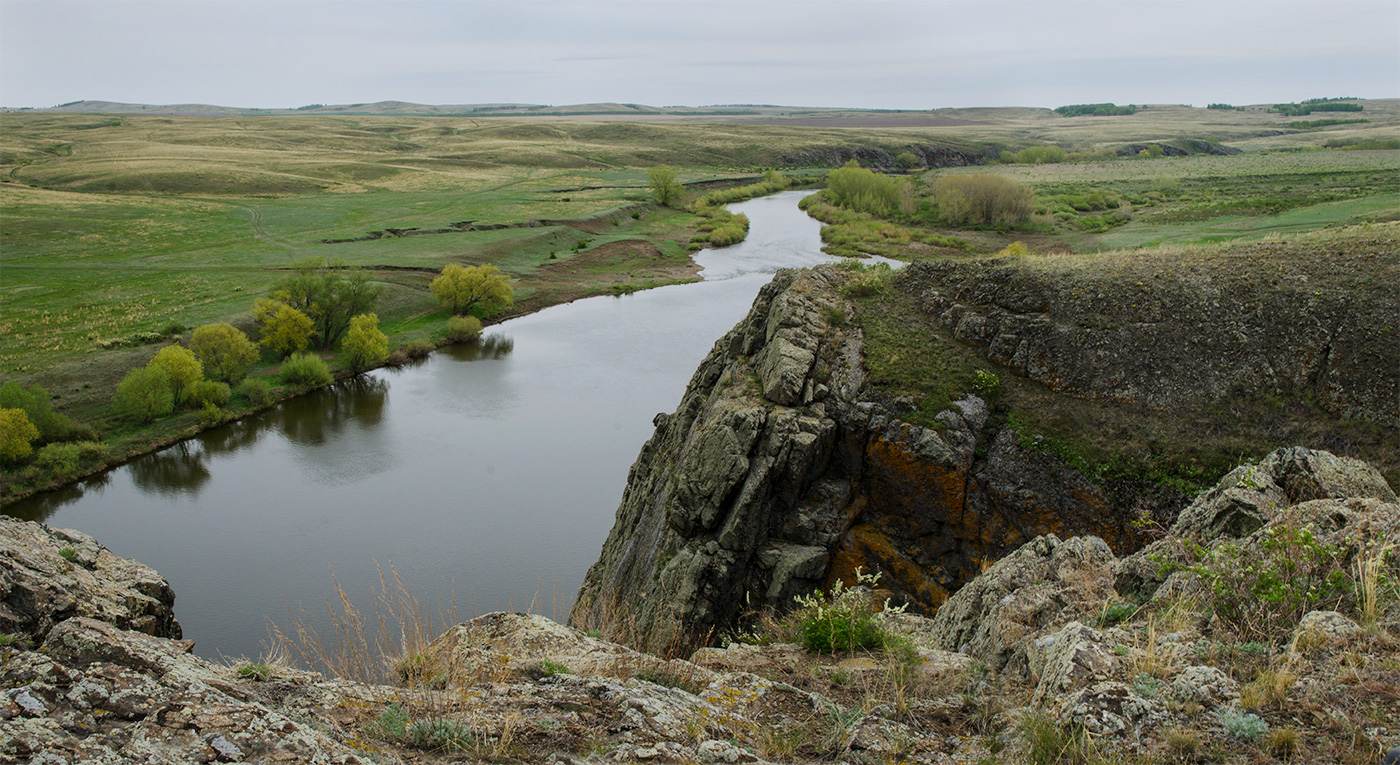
[570,248,1399,656]
[569,267,1171,655]
[4,451,1396,763]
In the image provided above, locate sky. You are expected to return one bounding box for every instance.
[1,0,1396,110]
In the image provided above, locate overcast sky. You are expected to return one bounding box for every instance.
[2,0,1396,110]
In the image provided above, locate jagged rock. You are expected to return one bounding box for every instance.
[1115,446,1399,599]
[1030,621,1118,706]
[1055,681,1164,736]
[0,516,181,643]
[691,643,806,674]
[1170,665,1239,708]
[923,534,1115,673]
[572,267,1151,655]
[427,611,716,685]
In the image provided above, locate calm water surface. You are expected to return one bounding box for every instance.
[6,191,841,659]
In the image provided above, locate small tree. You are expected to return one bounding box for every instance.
[190,322,258,382]
[430,264,514,317]
[0,408,39,462]
[149,345,203,405]
[344,313,389,372]
[269,260,383,349]
[254,299,316,357]
[895,152,920,171]
[115,366,175,422]
[647,166,684,207]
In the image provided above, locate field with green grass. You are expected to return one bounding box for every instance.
[1,102,1397,502]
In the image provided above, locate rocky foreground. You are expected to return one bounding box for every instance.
[3,446,1398,763]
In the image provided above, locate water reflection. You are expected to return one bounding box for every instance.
[440,334,514,362]
[6,472,110,524]
[130,442,211,497]
[276,376,389,447]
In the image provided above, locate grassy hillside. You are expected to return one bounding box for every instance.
[1,107,1396,502]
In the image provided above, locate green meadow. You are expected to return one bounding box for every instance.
[1,102,1397,500]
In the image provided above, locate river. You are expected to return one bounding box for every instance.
[5,190,846,660]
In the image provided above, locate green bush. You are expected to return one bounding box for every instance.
[1186,523,1352,642]
[1214,707,1269,740]
[0,408,39,462]
[188,380,231,408]
[934,174,1035,227]
[31,441,108,477]
[792,569,889,654]
[343,313,389,372]
[445,315,483,343]
[189,322,258,383]
[0,381,87,442]
[279,352,333,389]
[1054,103,1136,117]
[402,340,435,359]
[235,378,274,407]
[824,161,913,217]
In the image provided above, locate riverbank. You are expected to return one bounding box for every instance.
[0,177,821,507]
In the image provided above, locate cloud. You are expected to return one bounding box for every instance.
[2,0,1395,108]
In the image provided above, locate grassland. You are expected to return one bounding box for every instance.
[1,103,1397,501]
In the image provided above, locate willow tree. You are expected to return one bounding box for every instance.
[430,264,514,317]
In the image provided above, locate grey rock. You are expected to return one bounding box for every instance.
[0,516,181,643]
[1170,665,1239,707]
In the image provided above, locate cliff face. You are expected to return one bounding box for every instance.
[568,268,1161,655]
[907,253,1399,427]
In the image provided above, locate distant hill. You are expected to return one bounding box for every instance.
[8,99,1004,125]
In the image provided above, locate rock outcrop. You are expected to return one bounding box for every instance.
[570,268,1163,655]
[0,516,181,644]
[907,253,1399,427]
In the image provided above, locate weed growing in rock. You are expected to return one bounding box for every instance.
[1021,709,1094,764]
[1214,707,1269,740]
[235,662,273,681]
[792,568,895,654]
[58,547,77,562]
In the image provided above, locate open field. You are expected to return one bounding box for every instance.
[1,104,1397,500]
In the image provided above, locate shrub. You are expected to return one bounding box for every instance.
[445,315,483,343]
[189,322,258,382]
[188,380,231,408]
[1054,103,1136,117]
[406,718,475,752]
[115,365,174,422]
[997,241,1029,257]
[0,408,40,462]
[0,381,85,442]
[279,352,333,389]
[198,403,225,427]
[343,313,389,372]
[235,378,274,407]
[402,340,435,360]
[792,568,891,654]
[824,161,911,217]
[1185,524,1351,642]
[1214,707,1269,740]
[933,174,1035,227]
[969,370,1002,402]
[236,662,273,681]
[149,345,204,404]
[33,442,86,475]
[58,547,78,561]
